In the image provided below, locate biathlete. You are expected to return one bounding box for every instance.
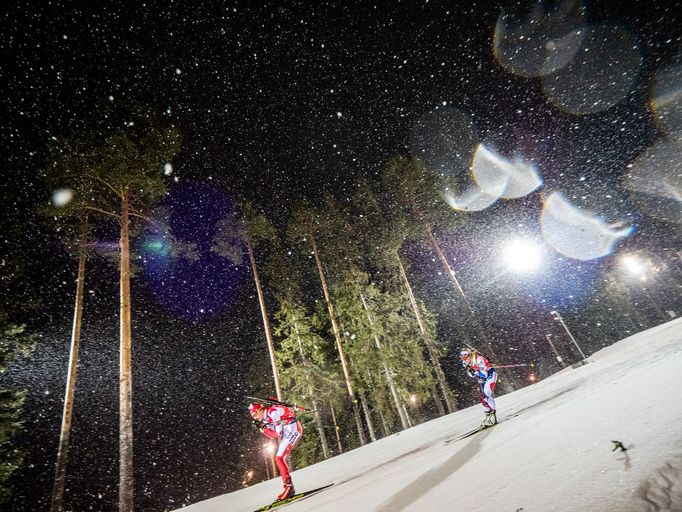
[249,402,303,501]
[459,348,498,427]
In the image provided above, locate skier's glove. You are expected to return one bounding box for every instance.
[466,368,476,378]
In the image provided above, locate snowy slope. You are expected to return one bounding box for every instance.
[177,319,682,512]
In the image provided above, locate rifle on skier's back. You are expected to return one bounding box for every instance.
[464,343,533,370]
[246,395,316,412]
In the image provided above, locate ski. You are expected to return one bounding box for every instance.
[246,395,316,412]
[252,483,334,511]
[444,422,499,444]
[444,428,480,444]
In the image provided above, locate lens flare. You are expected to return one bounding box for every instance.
[52,188,74,206]
[541,25,642,115]
[472,144,542,199]
[141,183,245,320]
[624,138,682,225]
[493,0,586,78]
[541,192,633,260]
[442,143,543,212]
[442,185,501,212]
[650,63,682,143]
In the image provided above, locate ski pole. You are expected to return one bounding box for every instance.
[494,363,533,369]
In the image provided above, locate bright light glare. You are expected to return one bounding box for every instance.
[621,254,646,275]
[503,239,542,273]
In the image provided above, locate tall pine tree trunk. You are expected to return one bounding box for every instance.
[378,409,391,437]
[329,403,343,454]
[427,231,497,360]
[359,393,377,441]
[50,224,88,512]
[396,254,453,415]
[428,231,474,315]
[119,190,134,512]
[359,294,409,430]
[245,234,282,400]
[309,232,366,446]
[312,400,330,459]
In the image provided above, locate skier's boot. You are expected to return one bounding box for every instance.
[481,411,497,428]
[277,478,295,501]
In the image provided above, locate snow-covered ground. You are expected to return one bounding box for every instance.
[178,319,682,512]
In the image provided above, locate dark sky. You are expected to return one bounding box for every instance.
[1,1,681,511]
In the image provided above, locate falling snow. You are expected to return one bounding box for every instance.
[1,2,680,512]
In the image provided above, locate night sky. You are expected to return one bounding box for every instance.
[2,1,681,511]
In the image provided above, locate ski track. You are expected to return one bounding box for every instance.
[177,319,682,512]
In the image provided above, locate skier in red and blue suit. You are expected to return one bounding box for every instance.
[249,402,303,501]
[459,348,498,427]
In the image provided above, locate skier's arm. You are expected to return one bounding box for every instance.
[474,356,489,379]
[260,425,278,439]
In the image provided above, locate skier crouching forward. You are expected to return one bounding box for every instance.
[249,402,303,500]
[459,349,498,427]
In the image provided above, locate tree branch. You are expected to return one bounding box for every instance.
[86,173,122,199]
[79,206,120,219]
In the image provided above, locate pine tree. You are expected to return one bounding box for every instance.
[213,202,283,400]
[274,300,338,462]
[0,318,34,504]
[43,106,181,512]
[287,200,367,446]
[333,267,437,432]
[380,157,473,316]
[43,213,90,512]
[0,219,36,504]
[351,177,455,414]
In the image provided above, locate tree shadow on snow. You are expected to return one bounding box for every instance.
[629,458,682,512]
[375,428,492,511]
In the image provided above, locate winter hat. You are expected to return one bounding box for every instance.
[248,403,264,416]
[459,349,471,358]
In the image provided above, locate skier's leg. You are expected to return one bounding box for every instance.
[478,381,491,413]
[480,372,498,426]
[275,422,303,483]
[478,381,489,414]
[483,380,496,413]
